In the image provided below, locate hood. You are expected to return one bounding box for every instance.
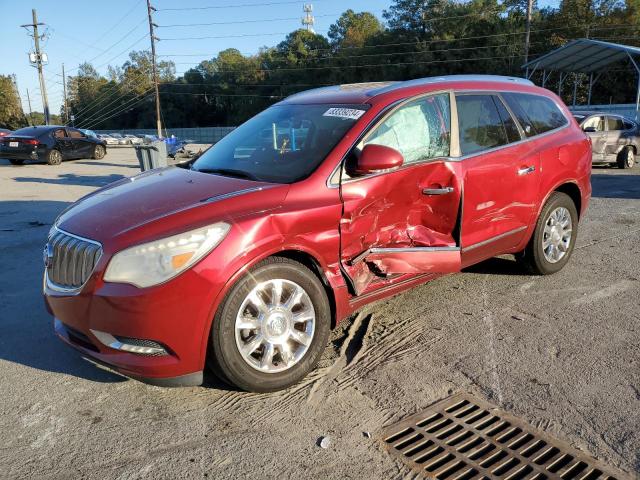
[57,167,284,241]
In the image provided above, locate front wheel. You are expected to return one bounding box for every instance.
[93,144,106,159]
[617,146,635,169]
[209,257,331,392]
[46,149,62,166]
[517,192,578,275]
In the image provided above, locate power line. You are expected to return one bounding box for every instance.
[160,30,328,41]
[173,52,521,77]
[157,0,325,12]
[83,93,154,130]
[79,89,154,129]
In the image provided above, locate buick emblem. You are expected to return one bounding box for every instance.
[43,244,54,269]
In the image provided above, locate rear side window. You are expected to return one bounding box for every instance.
[607,117,624,131]
[502,92,568,137]
[456,94,509,155]
[68,129,84,138]
[494,96,521,143]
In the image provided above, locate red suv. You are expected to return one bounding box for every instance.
[44,75,591,392]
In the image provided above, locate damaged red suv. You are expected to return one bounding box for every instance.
[44,75,591,392]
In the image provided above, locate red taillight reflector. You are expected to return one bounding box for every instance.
[23,139,39,145]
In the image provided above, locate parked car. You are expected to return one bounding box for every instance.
[106,132,128,145]
[0,128,12,137]
[79,128,98,138]
[44,75,591,391]
[123,134,144,145]
[97,134,120,145]
[573,111,639,168]
[1,125,107,165]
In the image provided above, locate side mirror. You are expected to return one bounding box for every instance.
[583,126,597,133]
[355,144,404,175]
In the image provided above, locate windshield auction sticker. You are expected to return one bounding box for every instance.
[323,108,366,120]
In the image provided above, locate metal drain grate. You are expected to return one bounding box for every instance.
[381,393,632,480]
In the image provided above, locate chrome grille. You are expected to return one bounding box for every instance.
[47,229,102,290]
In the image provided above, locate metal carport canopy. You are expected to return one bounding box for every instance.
[522,38,640,120]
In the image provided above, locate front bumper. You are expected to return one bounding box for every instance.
[44,263,222,386]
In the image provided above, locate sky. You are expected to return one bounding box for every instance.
[0,0,559,116]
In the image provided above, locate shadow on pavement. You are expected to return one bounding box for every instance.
[0,200,125,384]
[591,173,640,199]
[12,173,125,187]
[462,256,528,276]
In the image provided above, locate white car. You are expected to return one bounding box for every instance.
[98,134,120,146]
[123,134,143,145]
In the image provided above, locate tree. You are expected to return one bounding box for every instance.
[0,75,27,129]
[328,10,383,49]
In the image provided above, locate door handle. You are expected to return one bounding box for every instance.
[517,166,536,176]
[422,187,454,195]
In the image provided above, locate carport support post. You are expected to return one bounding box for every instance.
[587,73,593,106]
[626,53,640,121]
[572,74,578,106]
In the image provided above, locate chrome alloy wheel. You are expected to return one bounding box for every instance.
[542,206,573,263]
[235,279,315,373]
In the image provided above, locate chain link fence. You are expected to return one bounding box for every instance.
[96,127,236,144]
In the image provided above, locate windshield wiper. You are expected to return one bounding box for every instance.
[193,167,261,181]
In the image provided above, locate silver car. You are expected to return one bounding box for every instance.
[574,112,639,168]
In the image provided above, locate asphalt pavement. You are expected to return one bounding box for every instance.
[0,149,638,479]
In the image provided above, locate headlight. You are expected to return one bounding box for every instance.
[103,222,230,288]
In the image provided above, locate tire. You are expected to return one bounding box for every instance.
[617,146,635,169]
[93,144,106,159]
[46,149,62,166]
[9,159,24,165]
[209,257,331,392]
[518,191,578,275]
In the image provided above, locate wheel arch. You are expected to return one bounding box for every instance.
[553,182,582,219]
[199,245,341,370]
[272,249,338,328]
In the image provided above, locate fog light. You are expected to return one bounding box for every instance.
[90,330,168,356]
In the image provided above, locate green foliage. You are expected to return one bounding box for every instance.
[57,0,640,131]
[0,76,27,130]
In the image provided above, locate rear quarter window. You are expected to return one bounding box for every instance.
[502,92,568,137]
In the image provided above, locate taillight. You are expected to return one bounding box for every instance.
[23,139,39,145]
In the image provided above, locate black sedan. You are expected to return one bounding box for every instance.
[0,125,107,166]
[573,112,639,169]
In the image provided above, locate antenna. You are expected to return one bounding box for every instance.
[302,4,315,33]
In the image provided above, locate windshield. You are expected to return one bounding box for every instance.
[191,103,369,183]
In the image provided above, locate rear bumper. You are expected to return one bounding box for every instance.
[0,147,45,160]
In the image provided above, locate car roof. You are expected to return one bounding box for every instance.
[279,75,535,105]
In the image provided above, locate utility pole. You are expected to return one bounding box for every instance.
[146,0,162,138]
[62,63,69,124]
[21,9,50,125]
[524,0,534,63]
[26,88,34,126]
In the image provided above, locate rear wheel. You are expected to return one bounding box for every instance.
[517,192,578,275]
[209,257,330,392]
[617,146,635,169]
[9,159,24,165]
[46,149,62,166]
[93,144,106,159]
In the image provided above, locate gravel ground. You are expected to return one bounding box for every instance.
[0,148,638,479]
